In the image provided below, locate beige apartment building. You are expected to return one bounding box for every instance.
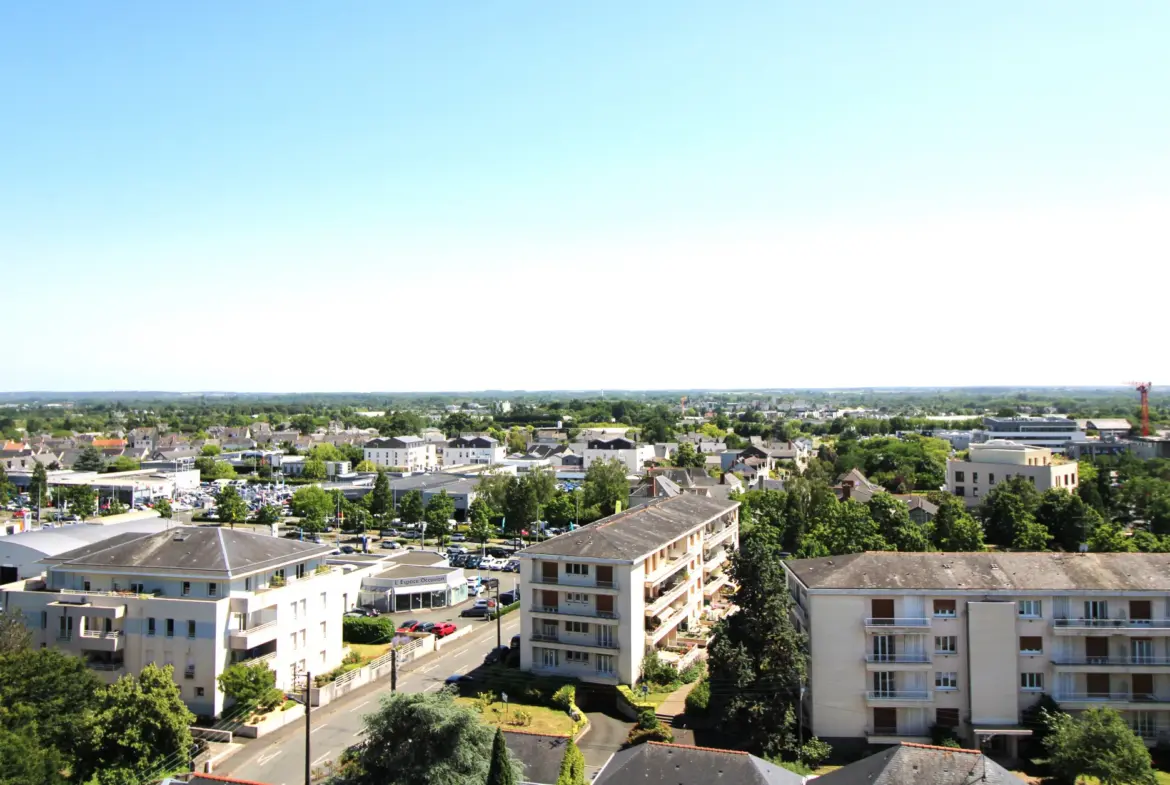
[946,440,1078,507]
[518,495,739,685]
[784,551,1170,755]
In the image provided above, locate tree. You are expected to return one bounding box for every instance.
[0,648,102,770]
[200,444,221,457]
[505,427,528,455]
[979,477,1043,549]
[543,493,577,528]
[215,485,248,529]
[369,470,393,521]
[424,490,456,543]
[101,498,128,517]
[468,498,494,547]
[867,493,930,552]
[1042,706,1156,785]
[196,458,237,481]
[0,611,31,655]
[928,494,985,551]
[106,456,140,473]
[673,442,706,469]
[555,738,586,785]
[340,691,514,785]
[79,664,196,785]
[291,485,334,530]
[255,504,282,526]
[217,662,282,713]
[1035,488,1101,551]
[797,499,890,559]
[66,485,97,520]
[292,414,317,434]
[398,490,425,526]
[504,476,541,533]
[302,457,327,480]
[526,468,557,509]
[0,722,69,785]
[309,443,343,462]
[74,445,106,472]
[0,464,12,505]
[487,727,519,785]
[355,459,378,473]
[28,462,48,506]
[1090,520,1136,552]
[707,535,807,758]
[583,458,629,516]
[641,417,672,444]
[153,498,173,520]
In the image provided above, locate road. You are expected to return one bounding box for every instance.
[221,612,522,785]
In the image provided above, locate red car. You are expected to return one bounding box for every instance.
[432,622,457,638]
[396,620,422,633]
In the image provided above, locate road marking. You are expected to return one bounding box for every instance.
[355,701,369,710]
[258,751,281,766]
[420,663,439,673]
[312,752,331,766]
[354,729,366,738]
[310,723,329,734]
[423,682,441,692]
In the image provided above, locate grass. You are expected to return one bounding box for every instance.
[347,642,391,660]
[455,697,574,736]
[1009,770,1170,784]
[640,689,676,708]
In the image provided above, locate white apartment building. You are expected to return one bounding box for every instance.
[518,495,739,686]
[783,551,1170,757]
[974,416,1087,454]
[582,437,655,474]
[441,435,505,466]
[946,441,1078,507]
[0,527,365,718]
[363,436,437,472]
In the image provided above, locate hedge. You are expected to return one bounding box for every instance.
[342,616,396,644]
[616,685,655,714]
[684,679,709,716]
[487,601,520,620]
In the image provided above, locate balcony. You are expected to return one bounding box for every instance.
[530,633,618,650]
[228,620,279,650]
[87,660,127,683]
[645,574,694,618]
[865,653,932,670]
[703,549,728,574]
[659,644,704,671]
[865,617,931,631]
[530,604,619,621]
[865,690,933,706]
[530,575,618,592]
[646,603,693,647]
[704,524,737,548]
[866,725,931,744]
[1052,657,1170,669]
[1054,618,1170,636]
[1054,692,1170,709]
[78,629,124,652]
[235,651,277,668]
[703,573,732,598]
[49,598,126,619]
[645,552,692,586]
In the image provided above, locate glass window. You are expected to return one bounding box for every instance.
[1018,600,1042,618]
[1020,673,1044,691]
[935,672,958,690]
[566,563,590,576]
[147,618,156,636]
[933,600,956,618]
[1020,636,1043,654]
[181,581,191,596]
[954,471,965,483]
[934,636,957,654]
[936,708,960,728]
[187,620,196,638]
[566,621,590,634]
[208,582,218,597]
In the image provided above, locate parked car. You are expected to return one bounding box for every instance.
[446,545,468,554]
[498,591,517,605]
[343,610,368,618]
[483,645,511,665]
[503,559,520,572]
[460,605,489,618]
[396,620,421,632]
[380,540,401,549]
[488,558,504,572]
[452,554,469,567]
[432,622,457,638]
[510,634,521,650]
[450,533,467,542]
[416,621,436,634]
[445,673,474,687]
[340,545,357,554]
[464,555,482,569]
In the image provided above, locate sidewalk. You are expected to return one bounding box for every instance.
[655,681,698,723]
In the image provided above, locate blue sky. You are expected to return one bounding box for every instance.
[2,2,1167,391]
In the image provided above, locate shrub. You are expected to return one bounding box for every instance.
[930,723,961,748]
[626,725,673,747]
[799,737,832,767]
[342,616,396,644]
[637,709,659,730]
[281,699,297,711]
[556,739,586,785]
[475,691,496,713]
[616,685,655,714]
[342,650,363,666]
[552,684,577,712]
[640,649,679,687]
[509,709,532,727]
[684,679,710,716]
[218,662,281,712]
[678,662,704,684]
[487,601,521,620]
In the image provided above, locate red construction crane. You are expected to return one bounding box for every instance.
[1127,382,1153,437]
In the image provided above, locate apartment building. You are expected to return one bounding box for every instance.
[783,551,1170,756]
[974,416,1087,453]
[363,436,437,472]
[581,437,655,474]
[441,435,505,466]
[0,528,365,718]
[946,441,1078,507]
[518,495,739,685]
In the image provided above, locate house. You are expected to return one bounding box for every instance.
[896,496,939,525]
[782,551,1170,756]
[2,527,368,717]
[593,742,803,785]
[582,437,655,474]
[441,435,504,466]
[813,742,1026,785]
[518,495,739,685]
[498,731,569,785]
[947,441,1078,507]
[363,436,437,472]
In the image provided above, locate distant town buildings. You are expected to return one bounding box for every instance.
[946,441,1078,506]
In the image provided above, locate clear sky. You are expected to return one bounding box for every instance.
[2,2,1167,392]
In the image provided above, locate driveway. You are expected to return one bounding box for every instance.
[577,707,633,779]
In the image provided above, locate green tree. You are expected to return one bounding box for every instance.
[1042,706,1156,785]
[369,469,393,522]
[468,498,494,548]
[506,427,528,455]
[979,476,1043,548]
[424,490,456,543]
[292,414,316,434]
[217,662,282,713]
[302,457,327,480]
[196,458,237,481]
[555,738,586,785]
[543,492,577,528]
[0,611,31,655]
[641,417,673,444]
[101,498,128,517]
[526,468,557,509]
[1036,488,1102,551]
[0,464,12,505]
[797,499,890,558]
[74,445,106,472]
[105,455,140,473]
[342,691,513,785]
[583,458,629,516]
[309,443,344,462]
[398,490,425,525]
[355,459,378,472]
[927,493,985,552]
[291,485,334,530]
[867,493,931,552]
[707,535,808,758]
[66,485,97,520]
[215,485,248,529]
[200,444,221,457]
[1089,520,1136,552]
[255,504,282,526]
[0,722,69,785]
[504,476,540,533]
[152,497,173,520]
[28,462,48,506]
[673,442,706,469]
[486,727,519,785]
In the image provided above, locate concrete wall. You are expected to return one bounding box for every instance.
[807,594,869,739]
[968,602,1019,726]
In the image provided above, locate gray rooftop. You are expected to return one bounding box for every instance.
[814,743,1025,785]
[2,519,173,560]
[45,528,332,577]
[519,495,738,562]
[386,551,450,567]
[594,742,803,785]
[371,564,456,580]
[501,732,568,785]
[785,551,1170,592]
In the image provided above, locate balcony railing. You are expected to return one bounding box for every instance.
[532,633,560,643]
[235,620,278,636]
[1055,618,1170,630]
[704,525,737,548]
[236,651,277,668]
[80,629,123,639]
[645,555,690,586]
[645,575,694,617]
[865,617,931,629]
[865,653,931,664]
[1054,692,1170,703]
[867,725,929,737]
[87,661,126,671]
[1052,656,1170,666]
[531,604,619,620]
[866,690,931,702]
[531,575,617,590]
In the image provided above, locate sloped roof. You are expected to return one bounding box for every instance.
[518,495,738,562]
[595,742,803,785]
[502,731,568,785]
[814,742,1025,785]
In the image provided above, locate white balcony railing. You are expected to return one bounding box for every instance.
[235,620,278,636]
[1052,657,1170,666]
[531,604,619,620]
[81,629,124,639]
[865,617,931,629]
[866,690,932,702]
[645,575,694,617]
[1055,618,1170,630]
[865,653,931,664]
[704,524,737,548]
[1054,692,1170,703]
[236,651,277,668]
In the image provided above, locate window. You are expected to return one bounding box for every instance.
[935,636,957,654]
[565,621,590,634]
[540,648,559,668]
[565,650,589,663]
[1021,673,1044,691]
[290,633,298,651]
[989,473,996,485]
[147,618,156,636]
[566,593,587,603]
[1132,711,1157,739]
[300,630,306,649]
[187,620,196,639]
[130,582,144,594]
[296,563,306,580]
[300,599,307,618]
[1084,601,1108,621]
[955,486,965,497]
[936,708,960,729]
[596,654,615,674]
[566,563,589,576]
[208,582,218,597]
[954,471,965,483]
[181,581,191,596]
[935,672,958,690]
[1019,636,1043,655]
[1018,600,1042,618]
[972,472,979,483]
[290,602,298,621]
[196,687,205,697]
[245,577,252,592]
[166,619,175,638]
[933,600,956,618]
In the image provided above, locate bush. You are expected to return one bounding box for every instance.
[640,649,680,687]
[218,662,281,712]
[617,685,655,714]
[556,739,586,785]
[678,662,704,684]
[626,725,673,747]
[509,709,532,727]
[281,699,297,711]
[799,737,832,767]
[930,723,961,748]
[684,679,710,717]
[343,616,396,644]
[637,709,659,730]
[552,684,577,712]
[487,601,520,620]
[475,691,496,714]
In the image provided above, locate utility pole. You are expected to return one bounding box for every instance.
[495,579,503,650]
[304,670,312,785]
[391,647,398,692]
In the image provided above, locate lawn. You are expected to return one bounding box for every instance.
[347,642,391,661]
[455,697,574,736]
[1010,770,1170,784]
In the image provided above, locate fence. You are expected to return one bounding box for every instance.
[310,636,434,707]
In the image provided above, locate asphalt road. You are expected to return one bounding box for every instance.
[221,612,523,785]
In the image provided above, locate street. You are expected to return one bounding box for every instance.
[220,612,522,785]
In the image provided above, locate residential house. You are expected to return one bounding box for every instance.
[582,437,655,474]
[947,441,1078,507]
[593,742,803,785]
[441,435,504,466]
[813,742,1026,785]
[363,436,437,472]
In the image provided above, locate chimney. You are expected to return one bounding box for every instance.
[841,480,854,500]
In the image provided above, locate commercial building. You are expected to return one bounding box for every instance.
[363,436,437,472]
[357,550,469,612]
[581,437,655,474]
[517,494,739,686]
[0,515,172,580]
[782,551,1170,755]
[946,441,1078,507]
[0,527,365,717]
[1132,437,1170,461]
[441,435,505,466]
[973,416,1086,454]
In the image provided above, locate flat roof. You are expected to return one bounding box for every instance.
[386,551,450,566]
[371,564,457,580]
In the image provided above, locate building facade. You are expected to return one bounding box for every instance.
[363,436,437,472]
[783,551,1170,755]
[442,435,505,466]
[973,416,1087,454]
[0,528,365,717]
[582,437,655,474]
[946,441,1078,507]
[518,495,739,686]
